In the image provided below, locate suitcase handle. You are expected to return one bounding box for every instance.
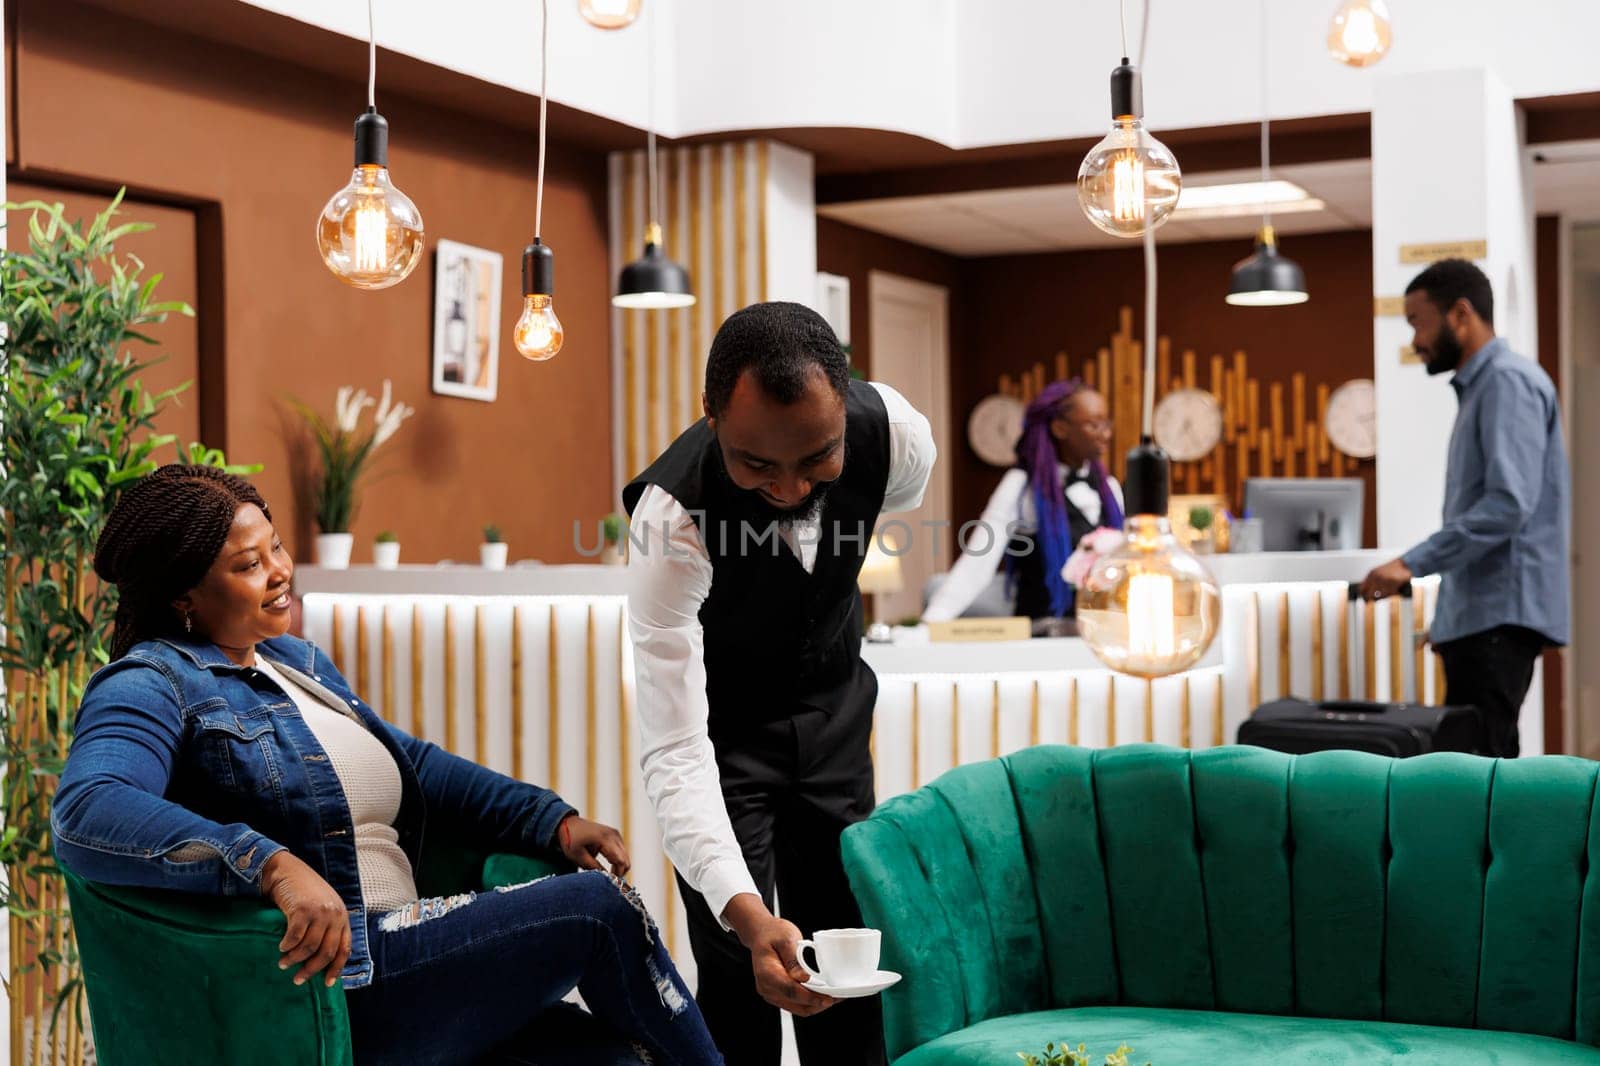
[1346,580,1413,601]
[1317,700,1403,714]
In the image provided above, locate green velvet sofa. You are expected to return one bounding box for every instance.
[841,744,1600,1065]
[66,850,565,1066]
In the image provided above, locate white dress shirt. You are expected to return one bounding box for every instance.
[921,463,1123,623]
[627,382,936,926]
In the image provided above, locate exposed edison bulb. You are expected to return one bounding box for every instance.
[317,165,425,290]
[1078,119,1182,238]
[1327,0,1392,68]
[580,0,640,29]
[1077,514,1221,678]
[514,294,564,361]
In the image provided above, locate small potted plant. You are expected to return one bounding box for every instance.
[600,513,626,566]
[1188,505,1215,553]
[293,380,415,569]
[373,530,401,570]
[481,524,508,570]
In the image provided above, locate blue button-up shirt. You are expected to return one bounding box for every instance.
[1400,338,1569,646]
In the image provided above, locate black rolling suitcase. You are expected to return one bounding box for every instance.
[1237,582,1485,757]
[1239,698,1483,756]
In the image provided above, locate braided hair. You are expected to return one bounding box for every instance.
[1005,379,1124,618]
[94,465,272,661]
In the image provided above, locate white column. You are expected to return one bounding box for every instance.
[1371,68,1536,553]
[1370,67,1543,753]
[761,141,817,307]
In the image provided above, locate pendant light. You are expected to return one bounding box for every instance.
[1327,0,1392,68]
[580,0,641,30]
[515,0,565,360]
[613,1,695,309]
[316,0,425,290]
[1076,1,1181,238]
[1077,0,1222,680]
[1227,0,1309,307]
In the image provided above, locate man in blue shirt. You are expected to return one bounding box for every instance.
[1361,259,1569,757]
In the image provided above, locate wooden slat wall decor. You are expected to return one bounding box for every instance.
[611,140,771,492]
[994,306,1373,515]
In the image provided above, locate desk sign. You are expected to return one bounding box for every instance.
[928,617,1031,643]
[1399,239,1487,264]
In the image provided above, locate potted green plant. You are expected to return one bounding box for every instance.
[1,191,254,1057]
[373,529,401,569]
[292,380,415,569]
[1188,504,1215,554]
[481,524,508,570]
[600,512,626,565]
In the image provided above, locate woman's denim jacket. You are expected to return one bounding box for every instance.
[51,633,577,988]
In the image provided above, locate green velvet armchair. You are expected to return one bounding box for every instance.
[66,850,568,1066]
[842,744,1600,1065]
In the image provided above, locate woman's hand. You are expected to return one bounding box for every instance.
[558,814,630,878]
[259,851,351,987]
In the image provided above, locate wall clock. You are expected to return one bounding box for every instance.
[1152,388,1224,462]
[1325,378,1377,459]
[966,394,1026,467]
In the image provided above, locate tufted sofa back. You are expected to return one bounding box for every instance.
[842,744,1600,1061]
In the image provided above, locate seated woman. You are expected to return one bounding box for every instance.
[923,379,1123,626]
[52,465,722,1066]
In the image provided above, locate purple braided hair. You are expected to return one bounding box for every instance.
[1005,379,1124,617]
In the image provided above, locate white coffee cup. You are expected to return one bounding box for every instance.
[795,928,880,987]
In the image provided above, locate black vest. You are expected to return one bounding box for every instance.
[1008,468,1097,619]
[623,380,891,723]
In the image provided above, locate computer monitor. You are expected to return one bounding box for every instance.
[1243,478,1364,552]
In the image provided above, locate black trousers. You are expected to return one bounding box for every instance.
[679,683,886,1066]
[1436,625,1547,758]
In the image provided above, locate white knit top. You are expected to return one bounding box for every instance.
[255,658,419,912]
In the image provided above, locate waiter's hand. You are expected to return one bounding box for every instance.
[1359,558,1412,601]
[724,895,837,1017]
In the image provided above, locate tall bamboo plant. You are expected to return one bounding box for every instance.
[1,191,248,1064]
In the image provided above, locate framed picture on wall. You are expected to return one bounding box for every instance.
[432,240,502,402]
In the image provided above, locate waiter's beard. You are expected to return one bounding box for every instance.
[1423,326,1466,376]
[715,441,846,531]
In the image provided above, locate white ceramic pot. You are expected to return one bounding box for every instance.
[480,542,509,570]
[373,541,401,569]
[315,532,354,569]
[601,542,626,566]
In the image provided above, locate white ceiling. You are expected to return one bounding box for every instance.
[817,144,1600,257]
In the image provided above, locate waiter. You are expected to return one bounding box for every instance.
[623,301,935,1065]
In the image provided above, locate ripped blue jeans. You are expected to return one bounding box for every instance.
[345,870,723,1066]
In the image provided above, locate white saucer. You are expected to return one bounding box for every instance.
[802,970,902,999]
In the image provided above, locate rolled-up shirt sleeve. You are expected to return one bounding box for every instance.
[1401,375,1550,577]
[627,485,761,928]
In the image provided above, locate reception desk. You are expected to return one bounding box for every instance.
[293,551,1541,985]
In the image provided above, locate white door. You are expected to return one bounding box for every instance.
[868,271,951,625]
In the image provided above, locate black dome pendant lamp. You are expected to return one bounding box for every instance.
[613,2,695,310]
[1227,0,1308,308]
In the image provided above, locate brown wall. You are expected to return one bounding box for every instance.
[8,0,614,565]
[953,230,1379,546]
[816,216,966,379]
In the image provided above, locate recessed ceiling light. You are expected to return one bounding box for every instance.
[1173,180,1324,221]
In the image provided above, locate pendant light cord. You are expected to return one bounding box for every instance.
[646,0,661,229]
[366,0,376,109]
[1138,0,1157,438]
[1119,0,1128,58]
[1259,0,1271,232]
[535,0,549,240]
